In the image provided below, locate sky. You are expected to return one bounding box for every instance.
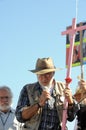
[0,0,86,129]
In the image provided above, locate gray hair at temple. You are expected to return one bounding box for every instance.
[0,86,13,98]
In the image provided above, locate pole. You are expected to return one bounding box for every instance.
[80,23,84,79]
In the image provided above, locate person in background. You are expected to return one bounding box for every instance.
[16,57,78,130]
[74,79,86,130]
[72,49,80,64]
[0,86,22,130]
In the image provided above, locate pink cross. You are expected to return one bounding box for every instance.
[61,18,86,130]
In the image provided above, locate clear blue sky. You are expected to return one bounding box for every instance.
[0,0,86,129]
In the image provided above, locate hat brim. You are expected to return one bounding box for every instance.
[29,68,62,74]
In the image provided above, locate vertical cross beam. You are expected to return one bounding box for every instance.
[61,18,86,130]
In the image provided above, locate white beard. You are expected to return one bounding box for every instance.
[0,105,11,111]
[39,77,54,89]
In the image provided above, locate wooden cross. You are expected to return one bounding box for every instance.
[61,18,86,130]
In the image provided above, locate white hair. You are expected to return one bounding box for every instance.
[0,85,13,98]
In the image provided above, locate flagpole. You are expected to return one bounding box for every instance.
[80,22,84,79]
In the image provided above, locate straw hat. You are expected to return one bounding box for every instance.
[74,88,82,97]
[73,87,84,101]
[29,57,61,74]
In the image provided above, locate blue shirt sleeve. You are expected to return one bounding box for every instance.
[15,85,30,123]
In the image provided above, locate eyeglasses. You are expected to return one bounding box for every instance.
[0,96,11,100]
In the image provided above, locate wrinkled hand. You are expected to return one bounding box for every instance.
[38,90,51,107]
[64,87,73,104]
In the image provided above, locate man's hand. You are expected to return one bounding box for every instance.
[38,90,51,107]
[64,87,73,104]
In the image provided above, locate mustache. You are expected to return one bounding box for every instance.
[0,104,11,111]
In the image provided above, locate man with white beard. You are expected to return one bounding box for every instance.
[0,86,22,130]
[16,57,78,130]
